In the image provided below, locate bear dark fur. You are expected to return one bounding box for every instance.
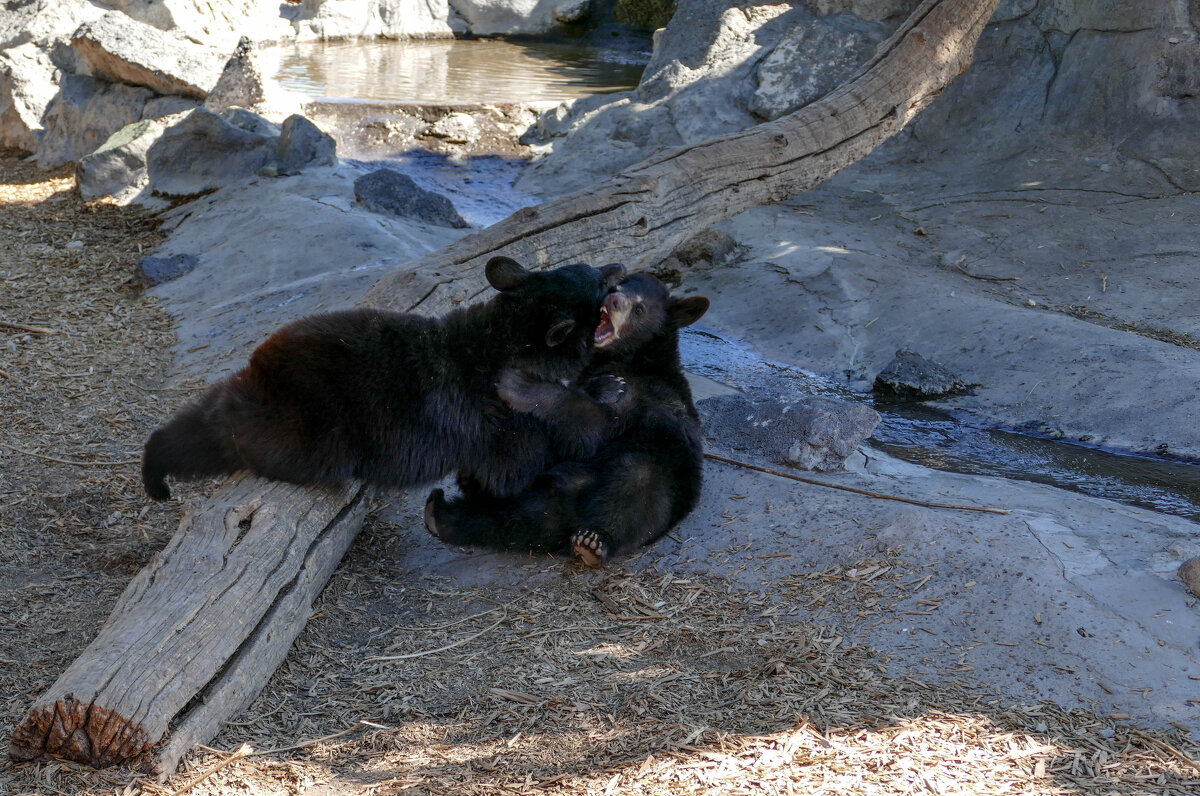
[142,257,624,500]
[424,272,710,565]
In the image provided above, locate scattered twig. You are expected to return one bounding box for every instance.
[955,264,1019,282]
[253,720,390,757]
[368,600,508,661]
[1129,728,1200,774]
[704,452,1011,515]
[168,743,251,796]
[0,320,54,335]
[0,441,138,466]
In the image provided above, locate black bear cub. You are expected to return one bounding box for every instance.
[142,257,624,500]
[424,272,710,566]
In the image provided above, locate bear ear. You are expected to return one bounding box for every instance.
[669,295,710,328]
[486,256,529,292]
[544,319,577,348]
[600,262,627,288]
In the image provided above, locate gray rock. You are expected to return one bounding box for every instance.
[424,112,479,145]
[699,395,881,472]
[873,350,974,402]
[1179,557,1200,599]
[145,107,277,196]
[519,2,876,197]
[71,12,225,100]
[0,0,104,51]
[37,74,152,167]
[204,36,266,113]
[101,0,295,50]
[354,168,468,228]
[77,118,165,203]
[141,94,202,120]
[291,0,455,41]
[276,114,337,173]
[749,13,889,120]
[0,42,59,152]
[446,0,586,36]
[221,107,281,137]
[136,253,199,286]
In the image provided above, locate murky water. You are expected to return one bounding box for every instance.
[681,328,1200,521]
[264,38,648,103]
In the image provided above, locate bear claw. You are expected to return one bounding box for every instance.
[572,529,609,568]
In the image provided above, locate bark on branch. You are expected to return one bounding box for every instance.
[361,0,1002,315]
[9,0,1000,773]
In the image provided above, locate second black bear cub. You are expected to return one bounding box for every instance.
[425,272,709,565]
[142,257,623,500]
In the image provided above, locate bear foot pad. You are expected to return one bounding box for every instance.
[572,529,610,568]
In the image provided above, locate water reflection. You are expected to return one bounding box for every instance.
[263,38,648,103]
[680,328,1200,521]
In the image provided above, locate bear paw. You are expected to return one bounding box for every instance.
[572,529,611,568]
[587,374,627,405]
[424,488,452,541]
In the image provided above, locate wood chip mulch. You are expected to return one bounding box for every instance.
[1,151,1197,796]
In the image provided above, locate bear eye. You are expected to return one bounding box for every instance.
[634,305,645,316]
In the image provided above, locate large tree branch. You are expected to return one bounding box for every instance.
[9,0,1000,773]
[361,0,1000,315]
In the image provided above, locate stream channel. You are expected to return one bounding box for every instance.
[267,37,1200,524]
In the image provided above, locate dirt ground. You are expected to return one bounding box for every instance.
[1,152,1199,795]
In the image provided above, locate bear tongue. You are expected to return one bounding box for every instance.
[594,307,615,346]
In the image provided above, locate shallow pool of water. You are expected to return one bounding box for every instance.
[265,38,648,103]
[681,328,1200,522]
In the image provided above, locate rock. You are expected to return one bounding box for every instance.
[142,95,202,121]
[276,115,337,173]
[136,253,200,286]
[518,2,841,196]
[71,12,225,100]
[0,0,105,51]
[699,395,881,472]
[204,37,266,113]
[290,0,456,41]
[873,350,974,402]
[100,0,295,50]
[145,107,277,196]
[613,0,677,30]
[424,112,479,145]
[444,0,587,36]
[1179,557,1200,599]
[748,13,889,120]
[77,118,166,203]
[37,74,153,168]
[0,42,59,152]
[354,168,468,228]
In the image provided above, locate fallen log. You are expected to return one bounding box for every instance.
[9,476,369,774]
[9,0,1000,773]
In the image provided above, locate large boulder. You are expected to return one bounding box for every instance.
[37,73,152,168]
[100,0,294,50]
[77,118,168,203]
[289,0,457,40]
[275,114,337,173]
[0,0,104,51]
[0,42,59,152]
[699,395,881,472]
[144,107,279,196]
[450,0,590,35]
[748,11,889,120]
[71,12,226,100]
[518,1,874,196]
[354,167,469,228]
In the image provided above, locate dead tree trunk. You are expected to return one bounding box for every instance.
[9,0,1000,773]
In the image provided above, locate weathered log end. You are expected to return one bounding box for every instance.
[10,693,150,767]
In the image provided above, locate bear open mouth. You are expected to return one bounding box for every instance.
[595,306,615,346]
